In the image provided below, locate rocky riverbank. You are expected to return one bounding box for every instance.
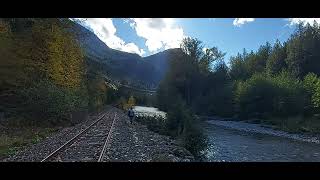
[206,119,320,144]
[102,108,194,162]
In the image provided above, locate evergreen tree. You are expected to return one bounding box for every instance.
[266,39,287,76]
[285,22,320,77]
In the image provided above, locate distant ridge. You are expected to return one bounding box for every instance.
[69,20,183,89]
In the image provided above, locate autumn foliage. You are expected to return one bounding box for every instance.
[0,18,112,125]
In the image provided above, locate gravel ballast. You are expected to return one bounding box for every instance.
[101,108,194,162]
[3,107,193,162]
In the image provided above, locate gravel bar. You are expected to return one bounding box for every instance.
[206,119,320,144]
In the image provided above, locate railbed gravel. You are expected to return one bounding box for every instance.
[48,111,116,162]
[4,106,194,162]
[3,107,113,162]
[101,108,194,162]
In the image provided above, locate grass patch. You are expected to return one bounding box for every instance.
[0,123,59,160]
[0,135,25,158]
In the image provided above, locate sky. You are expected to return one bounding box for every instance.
[72,18,320,65]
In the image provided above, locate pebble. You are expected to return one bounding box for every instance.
[101,108,194,162]
[4,106,194,162]
[207,119,320,144]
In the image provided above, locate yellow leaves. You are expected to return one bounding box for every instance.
[34,22,85,90]
[128,96,136,107]
[1,18,85,93]
[122,96,136,110]
[0,20,9,35]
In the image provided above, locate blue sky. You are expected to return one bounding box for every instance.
[73,18,320,65]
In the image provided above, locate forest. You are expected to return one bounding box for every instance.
[0,18,121,126]
[157,21,320,136]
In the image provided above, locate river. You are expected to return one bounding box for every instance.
[202,121,320,162]
[133,106,320,162]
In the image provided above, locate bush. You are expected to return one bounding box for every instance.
[271,70,305,117]
[138,98,208,159]
[303,73,320,113]
[19,79,88,125]
[165,100,207,158]
[135,115,167,135]
[86,73,118,112]
[234,71,306,119]
[165,99,190,137]
[181,117,207,159]
[234,73,276,118]
[314,85,320,109]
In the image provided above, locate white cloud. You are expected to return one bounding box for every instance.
[123,18,135,28]
[233,18,255,27]
[71,18,145,56]
[123,43,145,55]
[287,18,320,26]
[203,47,208,52]
[125,18,185,53]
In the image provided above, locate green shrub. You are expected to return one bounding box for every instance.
[19,79,88,125]
[271,70,305,117]
[313,84,320,109]
[181,117,207,159]
[234,71,306,119]
[165,100,207,158]
[137,99,208,159]
[303,73,320,115]
[234,73,276,118]
[165,99,191,137]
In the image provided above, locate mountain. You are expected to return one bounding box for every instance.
[70,20,181,89]
[143,48,182,82]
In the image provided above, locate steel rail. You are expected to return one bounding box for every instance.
[98,113,117,162]
[40,114,106,162]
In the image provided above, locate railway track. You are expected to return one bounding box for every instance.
[41,111,117,162]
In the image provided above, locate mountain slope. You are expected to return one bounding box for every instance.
[70,20,182,88]
[143,48,183,81]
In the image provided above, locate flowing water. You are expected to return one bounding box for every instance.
[203,121,320,162]
[133,106,320,162]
